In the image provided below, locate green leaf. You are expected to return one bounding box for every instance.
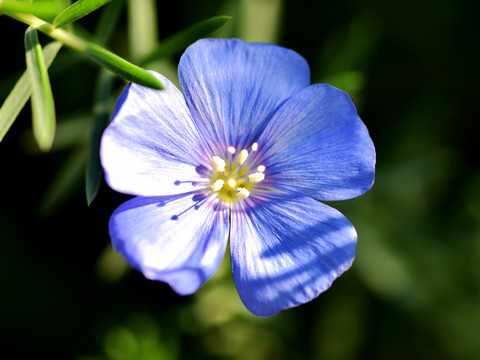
[0,0,60,18]
[84,43,163,89]
[5,9,162,90]
[0,41,61,143]
[139,15,232,65]
[55,0,73,9]
[53,0,112,28]
[86,70,114,205]
[24,26,57,151]
[54,0,73,31]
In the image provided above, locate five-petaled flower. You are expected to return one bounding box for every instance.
[100,38,375,316]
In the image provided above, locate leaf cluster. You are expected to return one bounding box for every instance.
[0,0,230,206]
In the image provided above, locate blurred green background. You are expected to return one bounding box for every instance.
[1,0,479,359]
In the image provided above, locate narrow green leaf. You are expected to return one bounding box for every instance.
[139,16,232,65]
[0,41,61,142]
[53,0,112,28]
[55,0,73,9]
[0,0,60,18]
[94,0,124,45]
[24,26,57,151]
[86,70,114,205]
[54,0,73,31]
[84,43,164,89]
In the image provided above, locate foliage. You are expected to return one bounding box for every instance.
[0,0,478,359]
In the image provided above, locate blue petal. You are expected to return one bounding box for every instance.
[258,84,375,201]
[178,38,310,151]
[230,192,356,316]
[101,72,210,197]
[109,193,229,295]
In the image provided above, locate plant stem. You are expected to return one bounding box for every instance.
[4,11,85,51]
[2,8,164,89]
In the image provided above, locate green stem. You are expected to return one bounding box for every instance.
[3,9,164,89]
[4,11,85,51]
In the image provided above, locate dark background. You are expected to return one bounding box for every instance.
[1,0,479,359]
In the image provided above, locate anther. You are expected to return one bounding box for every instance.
[212,156,226,172]
[227,146,236,154]
[251,143,258,151]
[211,179,224,192]
[249,172,265,183]
[238,149,248,165]
[257,165,266,173]
[236,187,250,199]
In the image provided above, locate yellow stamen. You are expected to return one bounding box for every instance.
[212,156,226,172]
[236,187,250,199]
[257,165,266,173]
[211,179,224,192]
[251,142,258,151]
[238,149,248,165]
[249,172,265,183]
[227,178,237,188]
[227,146,236,154]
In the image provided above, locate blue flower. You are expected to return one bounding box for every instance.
[100,39,375,317]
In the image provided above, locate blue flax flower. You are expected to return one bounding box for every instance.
[100,39,375,316]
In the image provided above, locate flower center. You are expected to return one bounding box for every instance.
[209,143,265,202]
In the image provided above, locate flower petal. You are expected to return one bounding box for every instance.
[109,193,229,295]
[101,72,210,197]
[178,38,310,151]
[258,84,375,200]
[230,192,356,316]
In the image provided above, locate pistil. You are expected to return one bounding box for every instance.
[210,144,266,202]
